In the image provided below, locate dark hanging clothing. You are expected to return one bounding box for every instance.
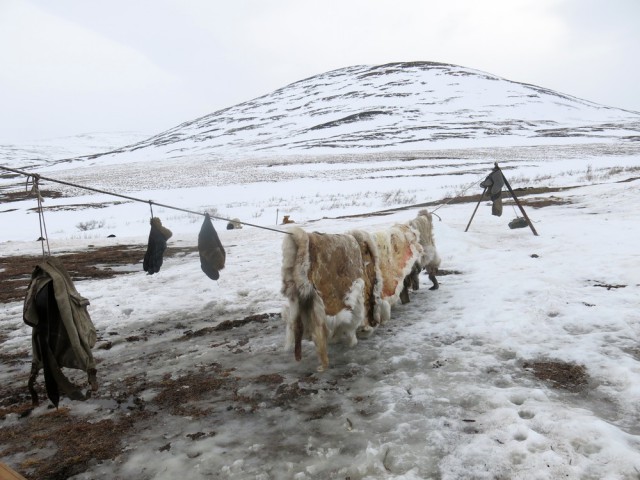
[198,213,226,280]
[480,169,505,217]
[23,257,98,407]
[143,217,173,274]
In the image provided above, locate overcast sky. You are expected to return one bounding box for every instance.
[1,0,639,143]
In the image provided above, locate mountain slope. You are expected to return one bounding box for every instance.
[91,61,640,159]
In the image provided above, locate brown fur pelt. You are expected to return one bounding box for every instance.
[198,213,226,280]
[281,228,374,371]
[349,229,384,330]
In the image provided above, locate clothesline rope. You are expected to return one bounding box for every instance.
[431,171,489,214]
[0,165,292,236]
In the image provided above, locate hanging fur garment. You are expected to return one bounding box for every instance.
[23,257,98,407]
[143,217,173,274]
[480,168,505,217]
[198,213,226,280]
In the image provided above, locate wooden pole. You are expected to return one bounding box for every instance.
[464,187,487,232]
[0,462,28,480]
[498,167,539,236]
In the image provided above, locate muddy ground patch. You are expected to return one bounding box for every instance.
[0,244,198,304]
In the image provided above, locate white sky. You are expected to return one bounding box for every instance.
[1,0,639,143]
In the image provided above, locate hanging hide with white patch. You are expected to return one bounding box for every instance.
[281,228,376,371]
[405,209,441,293]
[372,223,421,306]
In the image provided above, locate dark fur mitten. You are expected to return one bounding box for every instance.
[143,217,173,274]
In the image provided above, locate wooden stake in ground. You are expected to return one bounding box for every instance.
[464,187,487,233]
[0,462,28,480]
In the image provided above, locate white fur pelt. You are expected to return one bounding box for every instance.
[371,223,422,307]
[406,209,441,292]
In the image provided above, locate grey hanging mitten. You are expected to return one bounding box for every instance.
[198,213,226,280]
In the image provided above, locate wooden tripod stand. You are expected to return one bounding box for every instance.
[465,163,538,236]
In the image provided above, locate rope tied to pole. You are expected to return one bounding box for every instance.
[25,173,51,258]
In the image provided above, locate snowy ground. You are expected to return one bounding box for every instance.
[1,142,640,479]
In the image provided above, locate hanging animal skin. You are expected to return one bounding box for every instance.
[198,213,226,280]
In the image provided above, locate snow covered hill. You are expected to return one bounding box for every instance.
[85,61,640,161]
